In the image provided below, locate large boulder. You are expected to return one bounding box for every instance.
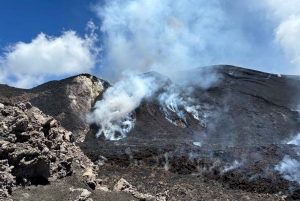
[0,102,98,200]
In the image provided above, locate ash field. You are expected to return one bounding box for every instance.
[2,65,300,200]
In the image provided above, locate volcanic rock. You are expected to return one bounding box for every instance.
[2,65,300,200]
[69,187,93,201]
[80,65,300,199]
[0,102,98,200]
[0,74,108,141]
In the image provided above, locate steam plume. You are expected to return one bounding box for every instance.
[92,0,270,80]
[275,133,300,184]
[275,156,300,184]
[87,74,158,140]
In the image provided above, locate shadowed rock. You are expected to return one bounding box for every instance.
[0,102,99,201]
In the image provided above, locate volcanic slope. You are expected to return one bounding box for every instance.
[80,65,300,199]
[0,74,109,141]
[2,65,300,200]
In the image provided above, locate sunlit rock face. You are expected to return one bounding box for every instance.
[65,75,107,141]
[0,74,109,141]
[67,75,105,117]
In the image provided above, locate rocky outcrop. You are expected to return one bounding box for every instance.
[0,160,14,201]
[65,75,107,142]
[29,74,108,141]
[0,74,108,141]
[69,187,93,201]
[0,102,98,200]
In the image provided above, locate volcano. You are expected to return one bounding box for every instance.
[2,65,300,200]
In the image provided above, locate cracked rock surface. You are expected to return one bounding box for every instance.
[0,102,97,200]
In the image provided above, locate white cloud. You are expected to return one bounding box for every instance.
[264,0,300,74]
[93,0,262,80]
[0,21,100,88]
[91,0,300,77]
[265,0,300,20]
[275,15,300,73]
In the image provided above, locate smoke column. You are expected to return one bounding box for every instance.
[87,74,158,140]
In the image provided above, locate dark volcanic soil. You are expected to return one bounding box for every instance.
[80,65,300,199]
[2,65,300,200]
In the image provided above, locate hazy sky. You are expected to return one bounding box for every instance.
[0,0,300,88]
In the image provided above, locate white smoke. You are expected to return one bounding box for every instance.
[193,142,202,147]
[87,0,257,141]
[92,0,273,80]
[288,133,300,146]
[163,152,171,171]
[222,160,243,173]
[88,0,236,140]
[89,73,214,140]
[158,88,219,131]
[275,133,300,183]
[158,92,187,126]
[158,88,205,127]
[275,155,300,184]
[87,74,158,140]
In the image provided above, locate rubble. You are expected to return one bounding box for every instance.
[0,102,97,200]
[113,178,168,201]
[69,187,93,201]
[0,160,14,201]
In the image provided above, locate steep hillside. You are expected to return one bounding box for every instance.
[2,65,300,200]
[81,65,300,198]
[0,74,109,141]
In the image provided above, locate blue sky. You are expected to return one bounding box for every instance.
[0,0,98,46]
[0,0,300,88]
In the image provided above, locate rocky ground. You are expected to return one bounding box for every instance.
[0,102,103,201]
[81,66,300,199]
[1,66,300,200]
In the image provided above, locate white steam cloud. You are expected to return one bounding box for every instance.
[288,133,300,146]
[269,0,300,182]
[222,160,243,173]
[91,0,300,77]
[275,133,300,184]
[275,155,300,184]
[88,0,300,140]
[87,75,158,140]
[264,0,300,73]
[0,21,100,88]
[158,86,208,129]
[93,0,269,80]
[1,0,299,89]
